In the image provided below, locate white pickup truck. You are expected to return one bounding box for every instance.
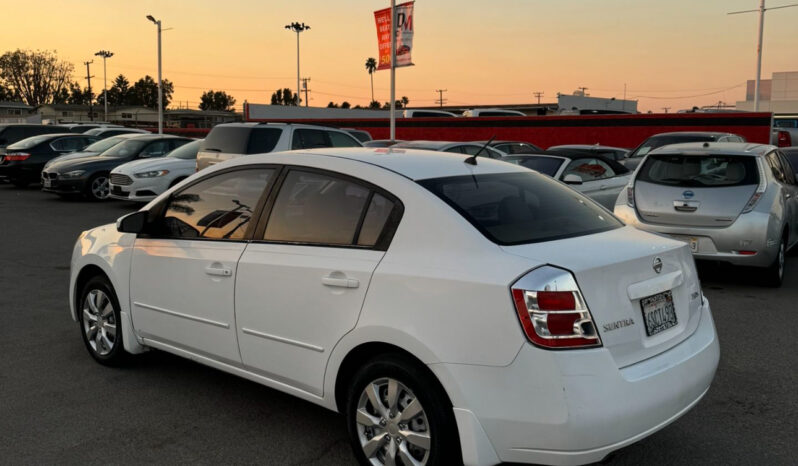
[772,115,798,147]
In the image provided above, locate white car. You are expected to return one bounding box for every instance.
[109,139,201,202]
[70,148,719,465]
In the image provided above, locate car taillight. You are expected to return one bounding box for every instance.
[511,266,602,349]
[626,185,635,207]
[776,130,792,147]
[742,157,768,213]
[4,152,30,161]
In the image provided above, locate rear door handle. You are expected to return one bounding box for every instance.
[205,265,232,277]
[322,275,360,288]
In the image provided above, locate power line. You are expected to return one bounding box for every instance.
[434,89,447,108]
[533,91,544,104]
[631,82,745,100]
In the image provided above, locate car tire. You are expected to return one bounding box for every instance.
[764,235,786,287]
[86,173,111,201]
[77,276,128,366]
[345,353,462,466]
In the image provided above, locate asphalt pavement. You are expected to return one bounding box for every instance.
[0,183,795,465]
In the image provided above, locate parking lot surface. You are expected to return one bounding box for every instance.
[1,183,795,465]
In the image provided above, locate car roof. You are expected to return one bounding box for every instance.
[237,147,530,181]
[393,140,479,150]
[213,122,350,131]
[549,144,628,151]
[123,134,188,142]
[648,131,736,138]
[651,142,775,156]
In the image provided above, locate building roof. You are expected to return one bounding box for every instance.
[0,101,34,109]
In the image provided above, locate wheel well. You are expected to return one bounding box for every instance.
[170,176,187,188]
[74,265,110,310]
[333,342,452,414]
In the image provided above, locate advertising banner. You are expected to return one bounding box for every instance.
[374,2,414,70]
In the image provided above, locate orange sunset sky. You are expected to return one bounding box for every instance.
[2,0,796,113]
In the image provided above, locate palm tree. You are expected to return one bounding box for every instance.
[365,57,377,104]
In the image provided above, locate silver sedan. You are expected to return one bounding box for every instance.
[614,142,798,286]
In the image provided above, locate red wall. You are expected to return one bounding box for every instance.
[246,112,773,148]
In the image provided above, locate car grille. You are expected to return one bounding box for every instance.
[110,173,133,186]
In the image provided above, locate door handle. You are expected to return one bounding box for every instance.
[322,275,360,288]
[205,265,232,277]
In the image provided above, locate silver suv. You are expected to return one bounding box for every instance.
[195,122,362,171]
[614,142,798,286]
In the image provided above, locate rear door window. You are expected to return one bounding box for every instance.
[291,129,329,149]
[247,128,283,154]
[327,131,361,147]
[419,172,621,245]
[766,152,786,183]
[50,137,86,152]
[638,154,759,187]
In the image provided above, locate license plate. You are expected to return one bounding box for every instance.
[43,178,51,188]
[640,290,678,336]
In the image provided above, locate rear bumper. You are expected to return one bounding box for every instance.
[614,204,778,268]
[0,163,42,182]
[431,299,719,466]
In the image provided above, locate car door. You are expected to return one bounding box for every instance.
[775,151,798,247]
[129,167,277,364]
[560,158,623,208]
[235,168,401,395]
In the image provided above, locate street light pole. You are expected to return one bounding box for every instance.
[94,50,113,122]
[285,22,310,106]
[147,15,163,134]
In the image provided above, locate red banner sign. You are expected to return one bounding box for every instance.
[374,2,414,70]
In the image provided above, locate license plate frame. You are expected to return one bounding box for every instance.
[640,290,678,336]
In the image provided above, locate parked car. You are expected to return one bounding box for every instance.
[0,124,67,155]
[615,142,798,286]
[109,139,202,202]
[462,108,526,117]
[195,122,362,171]
[622,132,746,170]
[473,140,543,154]
[391,140,505,158]
[771,115,798,147]
[44,133,148,170]
[0,133,97,187]
[60,123,123,134]
[363,139,404,148]
[71,147,718,466]
[402,109,458,118]
[342,128,373,143]
[42,135,192,200]
[781,146,798,172]
[502,151,631,209]
[548,144,629,162]
[83,127,150,140]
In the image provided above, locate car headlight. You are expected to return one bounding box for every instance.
[59,170,85,179]
[134,170,170,178]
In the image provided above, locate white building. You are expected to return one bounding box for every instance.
[736,71,798,113]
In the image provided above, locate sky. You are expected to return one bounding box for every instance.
[1,0,797,113]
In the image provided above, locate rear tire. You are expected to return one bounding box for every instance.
[77,276,128,366]
[763,235,786,287]
[345,354,462,466]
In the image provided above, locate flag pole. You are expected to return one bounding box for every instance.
[390,0,396,141]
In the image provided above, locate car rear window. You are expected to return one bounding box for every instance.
[7,134,54,150]
[637,154,759,187]
[418,172,622,245]
[630,135,715,158]
[201,126,252,154]
[503,156,563,177]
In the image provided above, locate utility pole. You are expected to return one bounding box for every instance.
[434,89,447,108]
[285,22,310,106]
[533,91,544,104]
[301,77,311,107]
[146,15,164,134]
[661,107,671,113]
[728,1,798,111]
[83,61,94,122]
[577,86,589,96]
[94,50,113,122]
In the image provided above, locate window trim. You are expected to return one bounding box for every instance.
[251,165,404,251]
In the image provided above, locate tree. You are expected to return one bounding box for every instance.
[365,57,377,104]
[199,90,236,111]
[270,88,296,106]
[0,82,18,101]
[368,100,381,110]
[341,101,351,109]
[327,101,339,108]
[66,82,92,105]
[401,96,409,108]
[0,49,73,106]
[128,75,173,108]
[106,74,130,106]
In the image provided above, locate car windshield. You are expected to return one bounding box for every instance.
[637,154,759,187]
[83,136,128,153]
[100,139,149,158]
[502,156,563,177]
[7,134,54,150]
[167,140,201,159]
[629,135,715,158]
[418,172,622,245]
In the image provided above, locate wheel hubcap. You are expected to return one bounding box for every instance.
[91,177,110,199]
[356,377,430,466]
[82,289,116,356]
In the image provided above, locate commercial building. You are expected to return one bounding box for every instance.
[736,71,798,113]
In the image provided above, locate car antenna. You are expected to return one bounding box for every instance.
[464,135,496,165]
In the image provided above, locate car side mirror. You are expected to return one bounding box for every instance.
[117,211,149,234]
[563,174,583,185]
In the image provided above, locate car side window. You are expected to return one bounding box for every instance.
[291,129,329,149]
[50,137,85,152]
[766,152,786,183]
[327,131,361,147]
[776,152,797,185]
[357,193,396,246]
[141,140,171,157]
[160,169,275,240]
[247,128,283,154]
[168,139,189,151]
[562,158,616,181]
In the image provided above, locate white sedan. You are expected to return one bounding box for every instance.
[108,139,201,201]
[70,148,719,465]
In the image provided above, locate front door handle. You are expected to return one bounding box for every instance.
[205,265,232,277]
[322,275,360,288]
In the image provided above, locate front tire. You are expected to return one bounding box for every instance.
[86,173,110,201]
[763,235,786,287]
[345,354,461,466]
[77,276,128,365]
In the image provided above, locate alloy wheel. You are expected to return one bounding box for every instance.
[356,377,431,466]
[82,289,117,356]
[91,176,110,200]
